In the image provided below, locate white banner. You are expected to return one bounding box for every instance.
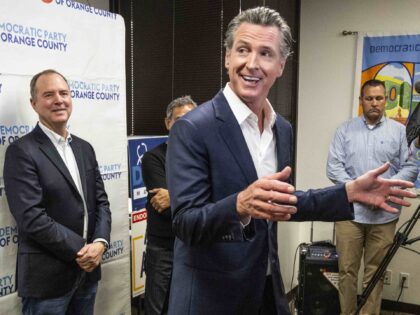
[0,1,129,314]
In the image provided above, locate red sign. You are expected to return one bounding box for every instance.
[132,210,147,223]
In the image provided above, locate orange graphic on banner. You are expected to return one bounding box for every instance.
[359,62,415,124]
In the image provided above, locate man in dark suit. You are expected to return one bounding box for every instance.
[4,69,111,315]
[166,7,415,315]
[142,96,196,315]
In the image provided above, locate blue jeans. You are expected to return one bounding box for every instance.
[22,273,98,315]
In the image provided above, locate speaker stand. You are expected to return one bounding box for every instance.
[355,202,420,314]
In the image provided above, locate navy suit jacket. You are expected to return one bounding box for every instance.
[166,91,353,315]
[4,124,111,298]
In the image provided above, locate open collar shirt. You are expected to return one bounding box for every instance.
[223,83,278,179]
[39,122,89,240]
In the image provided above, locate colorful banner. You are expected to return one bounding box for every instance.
[0,1,129,314]
[354,33,420,125]
[128,136,167,297]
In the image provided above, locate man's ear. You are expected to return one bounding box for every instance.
[276,59,286,78]
[164,118,171,131]
[225,51,231,69]
[30,98,37,111]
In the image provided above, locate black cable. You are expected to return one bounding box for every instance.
[401,245,420,255]
[392,277,406,315]
[290,242,308,313]
[290,243,308,291]
[395,220,409,234]
[290,244,300,291]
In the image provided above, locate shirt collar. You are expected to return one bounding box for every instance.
[223,83,276,128]
[38,121,72,145]
[361,114,385,128]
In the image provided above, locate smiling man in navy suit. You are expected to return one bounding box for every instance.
[166,7,415,315]
[4,69,111,315]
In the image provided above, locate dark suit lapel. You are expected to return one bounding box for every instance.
[213,91,258,185]
[33,125,81,196]
[273,119,291,172]
[70,138,88,200]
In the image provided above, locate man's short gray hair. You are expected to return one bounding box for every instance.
[224,6,293,59]
[166,95,197,119]
[30,69,69,100]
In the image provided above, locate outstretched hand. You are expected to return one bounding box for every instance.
[345,163,416,213]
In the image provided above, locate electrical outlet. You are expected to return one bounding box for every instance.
[399,272,410,288]
[384,270,392,285]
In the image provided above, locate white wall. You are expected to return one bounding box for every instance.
[295,0,420,305]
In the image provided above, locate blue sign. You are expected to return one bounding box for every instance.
[128,136,167,211]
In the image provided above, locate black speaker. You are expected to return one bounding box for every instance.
[296,242,340,315]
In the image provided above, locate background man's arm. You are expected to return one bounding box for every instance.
[142,148,171,216]
[390,128,418,182]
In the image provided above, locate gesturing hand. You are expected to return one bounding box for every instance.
[236,166,297,222]
[346,162,416,213]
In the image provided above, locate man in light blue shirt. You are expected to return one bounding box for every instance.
[327,79,417,315]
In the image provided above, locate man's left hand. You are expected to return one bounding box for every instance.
[76,242,106,272]
[346,162,416,213]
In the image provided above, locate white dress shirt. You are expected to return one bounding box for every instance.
[39,122,89,240]
[223,83,278,180]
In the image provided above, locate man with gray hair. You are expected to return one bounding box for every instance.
[141,96,196,315]
[166,7,415,315]
[4,69,111,315]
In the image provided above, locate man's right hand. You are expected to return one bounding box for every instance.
[236,166,297,222]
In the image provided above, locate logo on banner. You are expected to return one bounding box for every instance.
[131,143,148,201]
[0,125,35,146]
[42,0,53,3]
[128,137,167,211]
[68,80,121,102]
[0,273,15,297]
[132,210,147,223]
[99,163,122,181]
[102,239,124,262]
[0,22,68,52]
